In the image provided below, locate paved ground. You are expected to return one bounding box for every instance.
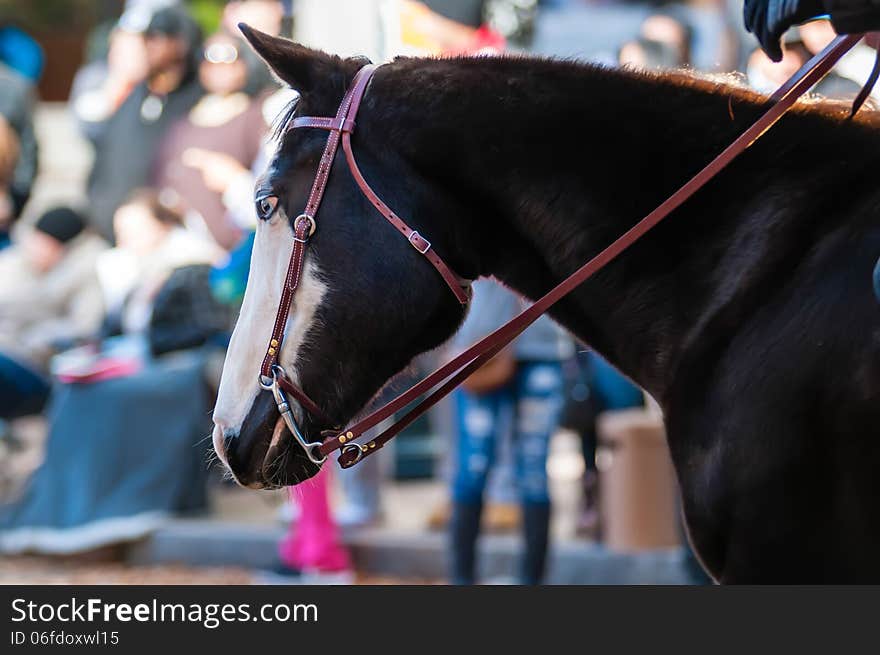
[0,557,438,585]
[0,557,254,585]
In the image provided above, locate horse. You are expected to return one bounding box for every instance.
[211,26,880,583]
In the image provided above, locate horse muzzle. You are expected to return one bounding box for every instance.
[213,374,324,489]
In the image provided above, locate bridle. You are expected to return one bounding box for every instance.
[258,64,471,465]
[258,33,876,470]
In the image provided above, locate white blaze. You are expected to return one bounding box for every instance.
[212,210,328,467]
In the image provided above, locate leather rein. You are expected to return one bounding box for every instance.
[259,34,872,470]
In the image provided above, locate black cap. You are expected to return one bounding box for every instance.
[34,207,86,244]
[145,6,201,42]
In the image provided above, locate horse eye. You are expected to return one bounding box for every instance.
[256,195,278,221]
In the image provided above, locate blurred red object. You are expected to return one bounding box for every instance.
[457,25,506,56]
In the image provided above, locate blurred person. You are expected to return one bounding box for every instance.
[395,1,506,56]
[745,40,806,92]
[0,208,105,419]
[0,63,38,244]
[800,19,880,99]
[70,15,150,145]
[86,6,203,242]
[744,0,880,62]
[153,32,270,250]
[97,189,222,338]
[746,40,861,96]
[0,115,18,247]
[294,0,387,61]
[221,0,285,93]
[640,13,693,65]
[619,37,685,70]
[559,350,645,539]
[483,0,538,46]
[222,0,285,37]
[0,191,226,553]
[448,279,573,585]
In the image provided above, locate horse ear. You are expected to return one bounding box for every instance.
[238,23,338,94]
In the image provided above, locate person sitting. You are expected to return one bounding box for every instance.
[96,188,223,339]
[0,63,38,245]
[0,207,106,419]
[0,194,228,556]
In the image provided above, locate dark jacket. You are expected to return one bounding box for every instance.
[824,0,880,32]
[0,63,37,221]
[86,76,203,242]
[745,0,880,61]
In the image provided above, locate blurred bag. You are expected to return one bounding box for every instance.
[148,264,234,357]
[461,347,515,394]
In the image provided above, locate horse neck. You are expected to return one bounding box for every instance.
[374,58,806,399]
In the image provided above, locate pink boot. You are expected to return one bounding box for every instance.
[279,467,352,578]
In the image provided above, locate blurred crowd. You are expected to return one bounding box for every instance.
[0,0,873,584]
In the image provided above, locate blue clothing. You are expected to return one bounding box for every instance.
[452,361,564,505]
[210,231,255,305]
[588,350,644,410]
[0,350,211,554]
[0,352,49,419]
[0,27,44,82]
[874,256,880,303]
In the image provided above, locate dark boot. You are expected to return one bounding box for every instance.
[449,501,483,584]
[520,502,551,585]
[576,469,600,539]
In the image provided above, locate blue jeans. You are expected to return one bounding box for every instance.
[452,361,564,505]
[0,352,50,419]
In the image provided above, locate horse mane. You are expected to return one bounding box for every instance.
[381,52,880,137]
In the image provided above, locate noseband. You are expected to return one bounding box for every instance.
[259,35,874,470]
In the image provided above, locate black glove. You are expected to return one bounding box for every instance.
[744,0,825,61]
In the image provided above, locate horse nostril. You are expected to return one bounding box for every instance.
[211,424,237,469]
[222,429,236,455]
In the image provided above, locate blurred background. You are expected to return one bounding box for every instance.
[0,0,871,585]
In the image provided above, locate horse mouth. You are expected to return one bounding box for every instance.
[258,416,322,489]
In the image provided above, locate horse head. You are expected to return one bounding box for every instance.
[212,26,478,489]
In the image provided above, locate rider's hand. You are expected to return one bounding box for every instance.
[744,0,825,61]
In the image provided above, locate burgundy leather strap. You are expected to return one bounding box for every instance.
[260,66,377,388]
[849,34,880,118]
[277,371,330,425]
[261,63,469,428]
[259,215,312,380]
[317,33,866,467]
[291,116,357,132]
[342,134,472,304]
